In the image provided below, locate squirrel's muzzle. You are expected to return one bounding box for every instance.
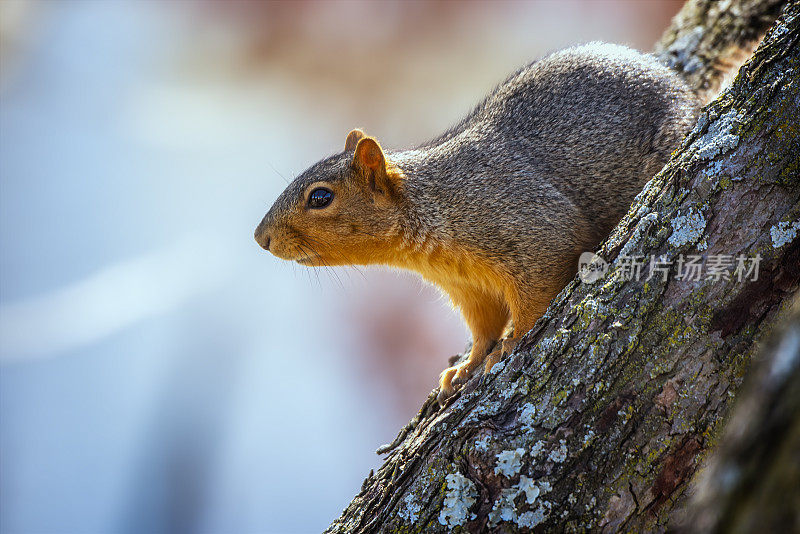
[254,221,271,251]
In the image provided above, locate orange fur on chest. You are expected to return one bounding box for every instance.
[396,241,515,312]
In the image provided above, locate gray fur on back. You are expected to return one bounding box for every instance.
[391,43,699,272]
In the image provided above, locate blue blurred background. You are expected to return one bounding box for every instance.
[0,1,679,532]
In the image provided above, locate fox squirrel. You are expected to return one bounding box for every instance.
[254,43,699,406]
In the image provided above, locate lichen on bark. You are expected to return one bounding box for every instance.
[326,2,799,532]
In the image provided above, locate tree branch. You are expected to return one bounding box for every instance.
[676,295,800,533]
[327,1,798,532]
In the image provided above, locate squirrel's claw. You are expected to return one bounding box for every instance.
[438,360,477,406]
[438,366,458,407]
[436,388,452,407]
[501,337,519,355]
[483,348,504,375]
[451,370,471,387]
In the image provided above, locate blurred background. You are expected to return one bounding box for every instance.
[0,1,681,532]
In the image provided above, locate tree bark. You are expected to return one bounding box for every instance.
[327,1,799,532]
[655,0,786,101]
[675,295,800,534]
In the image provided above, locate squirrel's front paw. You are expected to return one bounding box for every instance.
[483,339,518,375]
[438,366,457,406]
[438,361,481,406]
[501,337,519,355]
[483,348,503,375]
[451,364,474,387]
[438,364,467,406]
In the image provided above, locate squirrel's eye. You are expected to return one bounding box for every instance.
[308,187,333,209]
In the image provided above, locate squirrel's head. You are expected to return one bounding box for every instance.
[254,129,408,266]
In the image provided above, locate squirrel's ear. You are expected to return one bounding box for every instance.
[344,128,365,152]
[353,137,386,173]
[353,137,403,197]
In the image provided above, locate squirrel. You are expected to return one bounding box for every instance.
[254,43,699,406]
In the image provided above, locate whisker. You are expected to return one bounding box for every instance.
[267,161,290,185]
[296,243,321,289]
[301,235,368,284]
[298,240,333,290]
[352,229,382,239]
[301,237,347,291]
[311,245,345,291]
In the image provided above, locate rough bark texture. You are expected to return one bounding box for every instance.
[655,0,786,101]
[327,1,799,532]
[676,296,800,534]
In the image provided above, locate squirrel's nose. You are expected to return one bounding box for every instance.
[254,228,271,251]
